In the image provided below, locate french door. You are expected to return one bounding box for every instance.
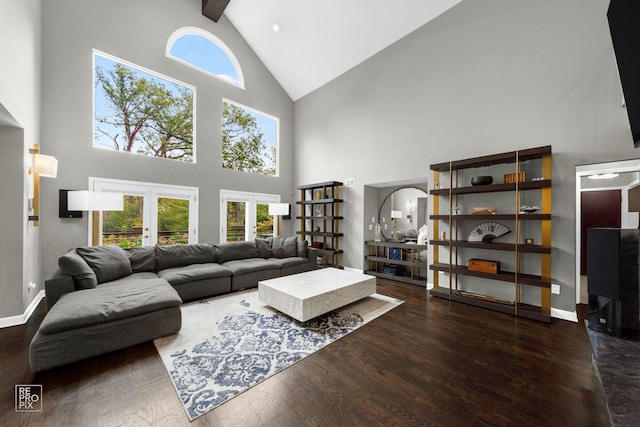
[220,190,280,242]
[89,178,198,247]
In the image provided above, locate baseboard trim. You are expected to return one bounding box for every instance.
[426,285,578,323]
[551,307,578,323]
[0,290,45,329]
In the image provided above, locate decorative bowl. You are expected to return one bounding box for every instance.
[471,176,493,186]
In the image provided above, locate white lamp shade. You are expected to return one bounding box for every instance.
[68,191,124,211]
[268,203,289,216]
[391,210,403,219]
[33,153,58,178]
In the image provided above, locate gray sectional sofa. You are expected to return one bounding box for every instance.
[29,236,316,372]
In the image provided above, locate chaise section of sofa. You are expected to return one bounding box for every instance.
[30,246,182,372]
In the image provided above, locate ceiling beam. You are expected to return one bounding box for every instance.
[202,0,231,23]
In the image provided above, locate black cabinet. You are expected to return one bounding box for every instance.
[587,228,640,337]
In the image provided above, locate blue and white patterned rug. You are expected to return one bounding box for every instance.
[154,288,403,421]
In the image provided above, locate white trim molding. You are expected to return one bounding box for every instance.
[0,290,45,329]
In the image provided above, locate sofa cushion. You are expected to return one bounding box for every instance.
[221,258,280,275]
[267,257,311,268]
[76,245,132,284]
[38,274,181,335]
[125,246,156,272]
[215,241,260,263]
[255,238,273,258]
[155,243,215,271]
[157,263,233,286]
[271,236,298,258]
[58,250,98,289]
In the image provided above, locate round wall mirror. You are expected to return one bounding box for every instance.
[377,186,428,241]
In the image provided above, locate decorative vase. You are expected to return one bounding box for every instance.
[374,223,382,242]
[471,176,493,186]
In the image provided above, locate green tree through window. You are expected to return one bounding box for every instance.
[94,52,194,162]
[221,100,278,176]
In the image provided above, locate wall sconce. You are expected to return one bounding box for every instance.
[391,210,402,240]
[407,200,413,221]
[67,190,124,245]
[28,144,58,226]
[268,203,290,237]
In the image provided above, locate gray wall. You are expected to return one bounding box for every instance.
[0,0,42,318]
[293,0,639,313]
[39,0,295,279]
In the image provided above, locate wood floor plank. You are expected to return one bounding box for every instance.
[2,278,611,426]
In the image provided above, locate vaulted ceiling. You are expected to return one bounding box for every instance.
[216,0,463,100]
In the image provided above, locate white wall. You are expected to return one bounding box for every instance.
[293,0,638,313]
[0,0,42,318]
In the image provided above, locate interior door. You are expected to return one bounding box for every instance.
[580,190,622,275]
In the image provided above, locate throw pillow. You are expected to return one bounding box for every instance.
[297,239,309,257]
[125,246,157,272]
[272,236,297,258]
[58,250,98,289]
[255,238,273,258]
[76,245,133,284]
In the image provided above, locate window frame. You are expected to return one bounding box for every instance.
[221,98,280,177]
[166,26,245,90]
[88,177,199,247]
[92,49,197,163]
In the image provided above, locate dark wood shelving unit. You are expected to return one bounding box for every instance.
[430,145,552,322]
[430,239,551,254]
[365,240,428,287]
[296,181,344,268]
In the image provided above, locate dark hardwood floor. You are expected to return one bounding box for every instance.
[3,279,611,426]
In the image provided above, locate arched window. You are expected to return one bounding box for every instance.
[166,27,244,89]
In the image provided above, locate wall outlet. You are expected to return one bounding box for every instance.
[344,178,356,187]
[368,224,373,230]
[551,284,560,294]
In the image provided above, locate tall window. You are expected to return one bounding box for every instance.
[93,50,195,162]
[222,99,279,176]
[166,27,244,89]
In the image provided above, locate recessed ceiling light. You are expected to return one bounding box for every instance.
[588,173,620,180]
[272,23,280,32]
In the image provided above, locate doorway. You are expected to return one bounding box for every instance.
[575,161,640,304]
[90,178,198,247]
[220,190,280,242]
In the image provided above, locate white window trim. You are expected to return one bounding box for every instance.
[88,177,199,246]
[92,49,197,163]
[223,98,280,177]
[166,26,245,90]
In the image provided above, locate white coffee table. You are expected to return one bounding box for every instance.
[258,268,376,322]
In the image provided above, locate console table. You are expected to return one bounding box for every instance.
[365,241,428,286]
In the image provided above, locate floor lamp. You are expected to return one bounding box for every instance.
[67,191,124,245]
[268,203,289,237]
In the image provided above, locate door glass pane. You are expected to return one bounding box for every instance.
[226,201,246,242]
[256,202,274,238]
[102,195,144,248]
[157,197,190,245]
